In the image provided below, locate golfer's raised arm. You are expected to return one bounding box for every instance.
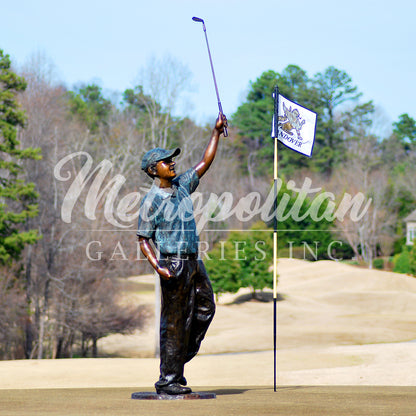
[194,113,227,178]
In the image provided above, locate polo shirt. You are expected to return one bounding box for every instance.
[137,168,200,254]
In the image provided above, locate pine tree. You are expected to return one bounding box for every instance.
[0,49,41,265]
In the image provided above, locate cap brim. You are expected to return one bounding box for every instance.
[160,147,181,161]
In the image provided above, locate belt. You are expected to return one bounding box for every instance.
[161,253,198,260]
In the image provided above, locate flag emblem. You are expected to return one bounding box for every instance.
[271,93,317,157]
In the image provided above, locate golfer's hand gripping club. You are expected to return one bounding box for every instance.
[219,110,228,138]
[216,113,228,137]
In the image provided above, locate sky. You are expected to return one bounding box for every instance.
[1,0,415,128]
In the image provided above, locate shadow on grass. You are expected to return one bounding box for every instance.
[228,292,284,305]
[209,388,249,396]
[210,386,311,396]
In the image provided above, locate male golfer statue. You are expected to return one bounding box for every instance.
[137,114,227,395]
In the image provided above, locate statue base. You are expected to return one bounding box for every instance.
[131,391,216,400]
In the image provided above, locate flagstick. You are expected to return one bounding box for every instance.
[272,86,279,392]
[273,138,278,392]
[271,86,316,391]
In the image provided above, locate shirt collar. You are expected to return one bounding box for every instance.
[150,183,177,200]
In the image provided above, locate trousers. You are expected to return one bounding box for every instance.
[155,255,215,387]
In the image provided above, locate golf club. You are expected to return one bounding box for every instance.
[192,16,228,137]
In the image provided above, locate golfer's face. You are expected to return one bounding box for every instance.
[156,158,176,179]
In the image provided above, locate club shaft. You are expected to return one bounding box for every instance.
[202,26,222,113]
[194,18,228,136]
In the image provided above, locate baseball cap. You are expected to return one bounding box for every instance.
[141,147,181,171]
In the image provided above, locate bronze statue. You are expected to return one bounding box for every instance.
[137,114,227,395]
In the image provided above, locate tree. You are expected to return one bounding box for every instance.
[380,114,416,170]
[379,114,416,254]
[0,49,41,265]
[205,223,274,300]
[393,113,416,152]
[271,179,336,259]
[122,55,192,150]
[232,67,314,179]
[15,55,153,359]
[65,277,150,358]
[18,53,92,359]
[67,84,112,133]
[239,224,273,299]
[204,234,243,299]
[206,174,339,298]
[0,267,26,359]
[393,246,411,274]
[330,161,396,267]
[312,66,374,175]
[232,65,374,178]
[274,65,321,177]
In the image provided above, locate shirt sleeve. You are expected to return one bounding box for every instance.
[136,197,156,239]
[176,168,200,194]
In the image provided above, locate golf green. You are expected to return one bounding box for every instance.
[1,386,415,416]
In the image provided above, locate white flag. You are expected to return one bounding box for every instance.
[271,94,317,157]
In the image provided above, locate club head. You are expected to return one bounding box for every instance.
[192,16,204,23]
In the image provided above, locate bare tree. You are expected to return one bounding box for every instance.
[0,267,26,359]
[132,54,192,149]
[330,160,396,267]
[3,51,275,361]
[16,53,150,359]
[66,276,150,358]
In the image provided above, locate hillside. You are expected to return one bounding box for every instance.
[1,258,416,389]
[100,258,416,357]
